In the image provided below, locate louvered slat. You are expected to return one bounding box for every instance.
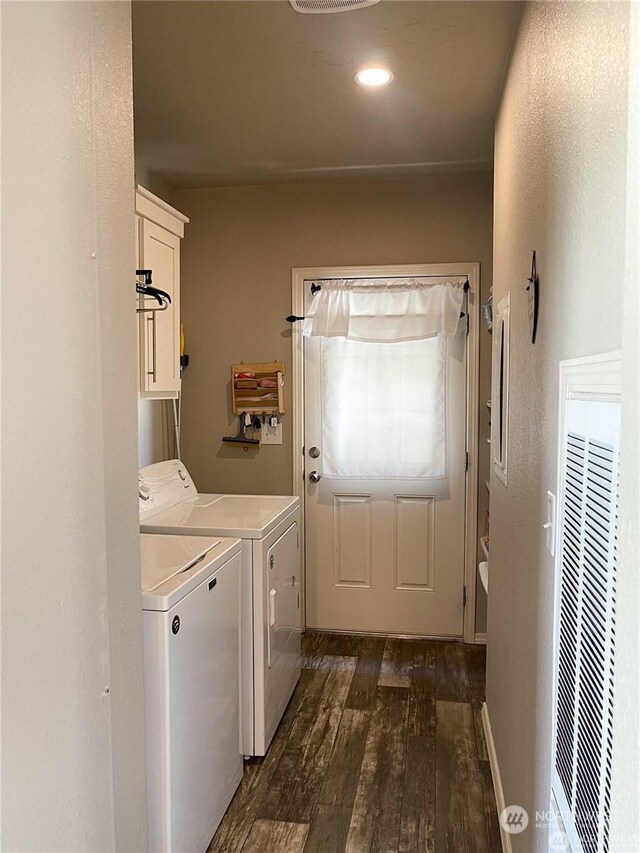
[555,433,585,805]
[553,423,618,853]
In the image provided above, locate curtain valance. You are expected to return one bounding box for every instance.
[302,277,466,342]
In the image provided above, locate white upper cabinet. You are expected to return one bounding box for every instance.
[136,187,189,400]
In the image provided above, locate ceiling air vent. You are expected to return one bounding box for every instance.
[289,0,381,13]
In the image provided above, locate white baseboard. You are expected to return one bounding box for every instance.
[474,632,487,645]
[481,702,510,853]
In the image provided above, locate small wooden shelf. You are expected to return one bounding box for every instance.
[231,361,285,416]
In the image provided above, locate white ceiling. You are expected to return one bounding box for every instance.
[132,0,518,189]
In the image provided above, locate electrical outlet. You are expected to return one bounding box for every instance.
[261,423,282,445]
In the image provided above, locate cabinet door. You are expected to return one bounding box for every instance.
[139,218,181,398]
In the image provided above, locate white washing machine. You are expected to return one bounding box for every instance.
[139,460,301,756]
[141,533,243,853]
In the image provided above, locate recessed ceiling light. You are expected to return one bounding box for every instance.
[354,67,394,88]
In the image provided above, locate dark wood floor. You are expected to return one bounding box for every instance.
[209,633,501,853]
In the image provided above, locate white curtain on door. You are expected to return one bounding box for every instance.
[321,335,446,478]
[303,277,466,342]
[307,278,465,479]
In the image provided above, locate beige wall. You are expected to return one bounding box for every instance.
[135,157,176,203]
[175,171,493,633]
[138,398,176,466]
[488,3,630,850]
[1,2,147,849]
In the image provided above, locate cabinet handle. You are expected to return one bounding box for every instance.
[146,313,157,382]
[151,312,157,383]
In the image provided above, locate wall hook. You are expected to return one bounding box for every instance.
[526,250,539,344]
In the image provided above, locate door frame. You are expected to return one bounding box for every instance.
[291,262,480,643]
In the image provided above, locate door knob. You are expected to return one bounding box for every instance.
[309,470,321,483]
[309,446,320,458]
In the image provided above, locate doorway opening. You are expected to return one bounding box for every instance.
[291,263,480,642]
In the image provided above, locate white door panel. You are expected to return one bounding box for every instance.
[304,281,466,637]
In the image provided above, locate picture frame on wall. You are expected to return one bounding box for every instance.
[491,292,510,485]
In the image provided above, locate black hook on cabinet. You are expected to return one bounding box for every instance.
[136,269,172,313]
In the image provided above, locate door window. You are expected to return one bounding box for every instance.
[320,335,446,479]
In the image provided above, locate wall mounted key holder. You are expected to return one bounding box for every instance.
[231,361,286,416]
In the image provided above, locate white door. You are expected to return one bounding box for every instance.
[304,279,467,637]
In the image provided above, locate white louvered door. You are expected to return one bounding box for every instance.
[552,355,622,853]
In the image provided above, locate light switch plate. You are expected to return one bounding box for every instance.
[261,423,282,445]
[545,491,557,556]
